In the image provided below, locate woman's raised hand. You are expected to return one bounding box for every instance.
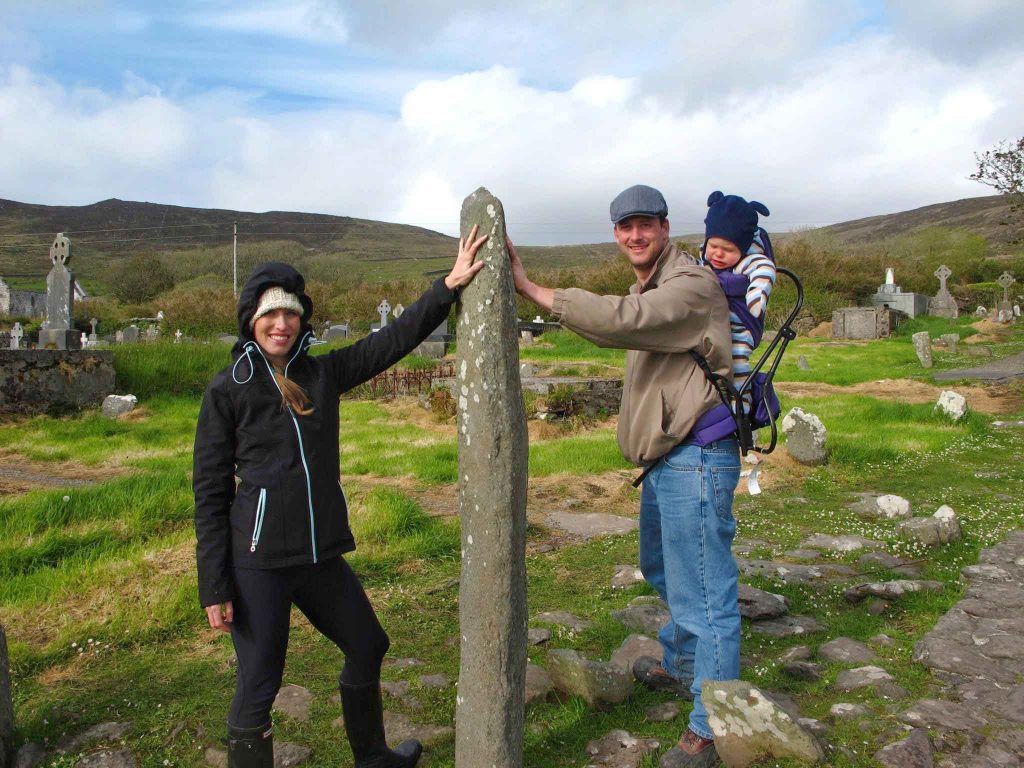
[444,224,489,291]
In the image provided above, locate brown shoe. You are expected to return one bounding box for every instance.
[659,729,720,767]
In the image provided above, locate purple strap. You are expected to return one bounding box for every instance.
[684,403,737,447]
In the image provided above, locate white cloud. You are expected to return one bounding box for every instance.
[187,1,349,44]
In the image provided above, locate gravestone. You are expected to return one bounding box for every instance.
[144,325,159,342]
[373,299,392,332]
[80,332,88,348]
[121,325,139,344]
[929,264,958,319]
[38,233,81,350]
[975,305,987,317]
[8,324,22,351]
[89,318,98,344]
[871,266,927,317]
[831,307,899,339]
[940,333,959,354]
[454,188,528,768]
[393,303,405,319]
[997,271,1015,313]
[912,331,932,368]
[323,323,349,342]
[174,329,182,344]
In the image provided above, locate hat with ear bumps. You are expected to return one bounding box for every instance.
[703,191,770,255]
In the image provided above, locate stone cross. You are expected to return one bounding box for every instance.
[393,303,405,318]
[454,188,528,768]
[89,318,98,342]
[997,272,1015,304]
[175,329,183,343]
[9,323,23,350]
[39,232,79,349]
[929,264,958,319]
[376,299,391,328]
[934,265,951,293]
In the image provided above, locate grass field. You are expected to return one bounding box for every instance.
[2,323,1023,767]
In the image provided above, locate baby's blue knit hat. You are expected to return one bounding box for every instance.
[703,191,770,254]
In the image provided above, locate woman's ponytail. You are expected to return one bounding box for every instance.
[273,370,314,416]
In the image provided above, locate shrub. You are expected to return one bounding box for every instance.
[111,253,176,303]
[159,285,237,337]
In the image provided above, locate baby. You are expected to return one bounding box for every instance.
[700,191,777,410]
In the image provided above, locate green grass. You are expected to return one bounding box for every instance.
[520,331,627,367]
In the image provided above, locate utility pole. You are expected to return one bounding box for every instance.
[233,222,238,297]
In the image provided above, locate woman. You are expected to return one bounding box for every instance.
[193,228,487,768]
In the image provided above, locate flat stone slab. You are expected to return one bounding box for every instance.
[738,584,789,620]
[381,680,421,710]
[382,711,453,749]
[57,722,133,754]
[273,743,313,767]
[273,684,313,722]
[818,637,875,664]
[609,633,662,674]
[74,751,136,768]
[525,663,553,707]
[419,673,449,689]
[801,533,885,553]
[873,728,933,768]
[737,558,857,584]
[584,729,660,768]
[703,681,825,767]
[898,699,986,731]
[610,604,669,636]
[528,628,551,645]
[934,350,1024,382]
[857,551,921,577]
[844,580,944,603]
[830,702,869,720]
[748,615,823,637]
[611,564,644,588]
[534,611,591,632]
[835,665,895,691]
[545,511,637,540]
[645,701,680,722]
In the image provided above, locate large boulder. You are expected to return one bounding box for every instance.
[781,408,828,465]
[703,680,825,767]
[934,390,968,421]
[101,394,138,418]
[897,506,962,548]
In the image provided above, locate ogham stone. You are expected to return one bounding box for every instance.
[454,189,529,768]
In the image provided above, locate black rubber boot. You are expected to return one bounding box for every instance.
[340,679,422,768]
[227,721,274,768]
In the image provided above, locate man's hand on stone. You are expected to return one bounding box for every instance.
[445,224,489,291]
[507,236,555,312]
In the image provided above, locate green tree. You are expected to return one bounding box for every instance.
[971,136,1024,210]
[112,253,176,303]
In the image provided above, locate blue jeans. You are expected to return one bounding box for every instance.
[639,438,741,740]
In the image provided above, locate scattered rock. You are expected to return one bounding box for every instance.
[645,702,680,722]
[56,722,133,754]
[748,615,823,638]
[843,580,944,603]
[14,743,48,768]
[801,533,884,553]
[818,637,875,664]
[273,742,313,767]
[960,564,1009,580]
[737,558,856,584]
[545,512,638,541]
[610,604,669,636]
[850,493,912,521]
[534,611,591,632]
[738,584,789,620]
[380,680,421,710]
[935,391,968,421]
[525,664,553,707]
[273,684,313,722]
[870,634,896,647]
[101,394,138,418]
[528,628,552,646]
[583,729,660,768]
[703,680,825,767]
[797,717,828,737]
[382,711,453,749]
[628,595,666,608]
[897,507,962,548]
[783,549,821,561]
[74,750,137,768]
[864,598,890,616]
[835,665,895,692]
[419,673,448,689]
[857,551,921,577]
[783,661,822,681]
[874,727,933,768]
[898,699,985,731]
[830,703,869,720]
[204,746,227,768]
[781,408,828,465]
[779,646,812,663]
[611,565,644,589]
[609,634,662,674]
[546,649,633,707]
[733,538,771,556]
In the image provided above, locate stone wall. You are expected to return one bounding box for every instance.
[0,350,115,412]
[8,291,45,319]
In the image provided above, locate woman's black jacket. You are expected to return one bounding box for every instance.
[193,262,456,608]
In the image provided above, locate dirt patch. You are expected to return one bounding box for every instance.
[966,319,1013,345]
[0,450,128,495]
[775,379,1022,415]
[806,321,833,338]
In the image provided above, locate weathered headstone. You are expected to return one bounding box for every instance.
[38,233,81,350]
[797,355,809,370]
[89,318,99,344]
[376,299,391,329]
[393,303,405,319]
[9,323,22,350]
[939,332,959,354]
[929,264,958,319]
[1,623,11,768]
[122,325,139,344]
[997,271,1015,314]
[975,305,987,317]
[115,330,124,344]
[911,331,932,368]
[143,325,159,342]
[323,324,349,342]
[781,408,827,465]
[454,188,528,768]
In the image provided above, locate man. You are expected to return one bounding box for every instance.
[509,185,740,768]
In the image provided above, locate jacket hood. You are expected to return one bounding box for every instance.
[233,261,315,360]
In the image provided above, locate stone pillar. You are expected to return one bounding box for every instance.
[1,622,12,768]
[454,188,528,768]
[38,233,80,350]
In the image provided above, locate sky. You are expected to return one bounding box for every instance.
[1,0,1023,244]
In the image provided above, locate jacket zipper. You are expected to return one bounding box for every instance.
[249,336,320,563]
[249,488,267,552]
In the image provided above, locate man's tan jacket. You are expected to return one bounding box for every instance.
[551,243,733,466]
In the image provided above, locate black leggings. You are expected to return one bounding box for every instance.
[228,556,389,728]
